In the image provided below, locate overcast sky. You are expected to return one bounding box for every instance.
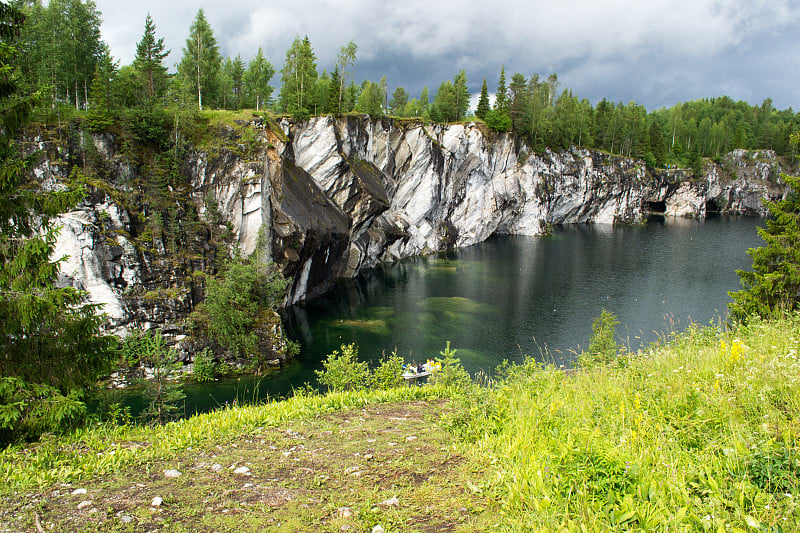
[93,0,800,111]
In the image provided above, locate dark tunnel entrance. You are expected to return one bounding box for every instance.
[705,199,720,218]
[643,200,667,223]
[644,200,666,213]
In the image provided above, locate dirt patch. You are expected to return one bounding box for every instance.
[1,400,492,532]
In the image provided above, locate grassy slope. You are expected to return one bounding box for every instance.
[474,314,800,532]
[2,315,799,532]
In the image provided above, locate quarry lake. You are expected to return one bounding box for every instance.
[99,216,764,415]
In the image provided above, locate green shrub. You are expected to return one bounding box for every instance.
[429,342,472,390]
[198,253,290,360]
[192,348,216,382]
[315,344,369,392]
[579,308,622,367]
[747,439,800,494]
[484,109,511,132]
[371,350,404,390]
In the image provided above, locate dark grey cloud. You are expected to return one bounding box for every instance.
[95,0,800,110]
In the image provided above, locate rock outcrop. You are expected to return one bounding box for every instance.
[38,116,793,331]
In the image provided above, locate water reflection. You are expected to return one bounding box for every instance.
[288,216,762,372]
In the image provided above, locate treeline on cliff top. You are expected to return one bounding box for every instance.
[12,1,800,169]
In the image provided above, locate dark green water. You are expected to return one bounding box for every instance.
[97,216,763,416]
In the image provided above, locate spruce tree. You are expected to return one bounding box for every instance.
[730,163,800,320]
[0,3,115,441]
[86,45,117,132]
[133,13,169,103]
[476,77,490,120]
[508,72,528,131]
[326,67,341,114]
[494,66,508,113]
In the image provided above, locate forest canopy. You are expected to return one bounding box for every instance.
[8,1,799,171]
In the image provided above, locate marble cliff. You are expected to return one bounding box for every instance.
[36,116,791,335]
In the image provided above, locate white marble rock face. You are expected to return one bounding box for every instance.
[46,118,788,327]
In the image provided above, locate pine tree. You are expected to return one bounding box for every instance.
[0,3,115,441]
[177,9,221,110]
[476,77,490,120]
[133,13,169,103]
[508,72,528,131]
[136,331,186,426]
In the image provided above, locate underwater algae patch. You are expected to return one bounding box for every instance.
[331,318,391,336]
[363,306,396,319]
[417,296,497,315]
[425,258,486,275]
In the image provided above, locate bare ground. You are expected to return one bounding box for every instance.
[1,400,493,532]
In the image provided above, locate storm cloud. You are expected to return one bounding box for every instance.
[94,0,800,110]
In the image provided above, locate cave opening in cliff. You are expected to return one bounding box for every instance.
[644,201,666,213]
[705,199,720,216]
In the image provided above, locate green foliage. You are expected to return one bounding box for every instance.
[0,377,86,442]
[176,9,222,110]
[371,350,404,389]
[243,47,274,111]
[334,40,357,114]
[429,342,472,390]
[579,308,622,366]
[195,252,289,360]
[475,77,490,120]
[192,347,216,382]
[451,313,800,530]
[355,79,384,118]
[494,66,508,113]
[0,5,115,442]
[130,330,186,425]
[315,343,370,392]
[278,35,318,119]
[388,86,409,116]
[97,401,132,426]
[746,439,800,494]
[86,46,117,132]
[730,170,800,320]
[132,13,170,104]
[16,0,103,111]
[484,109,511,132]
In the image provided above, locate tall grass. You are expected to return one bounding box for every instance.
[467,315,800,531]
